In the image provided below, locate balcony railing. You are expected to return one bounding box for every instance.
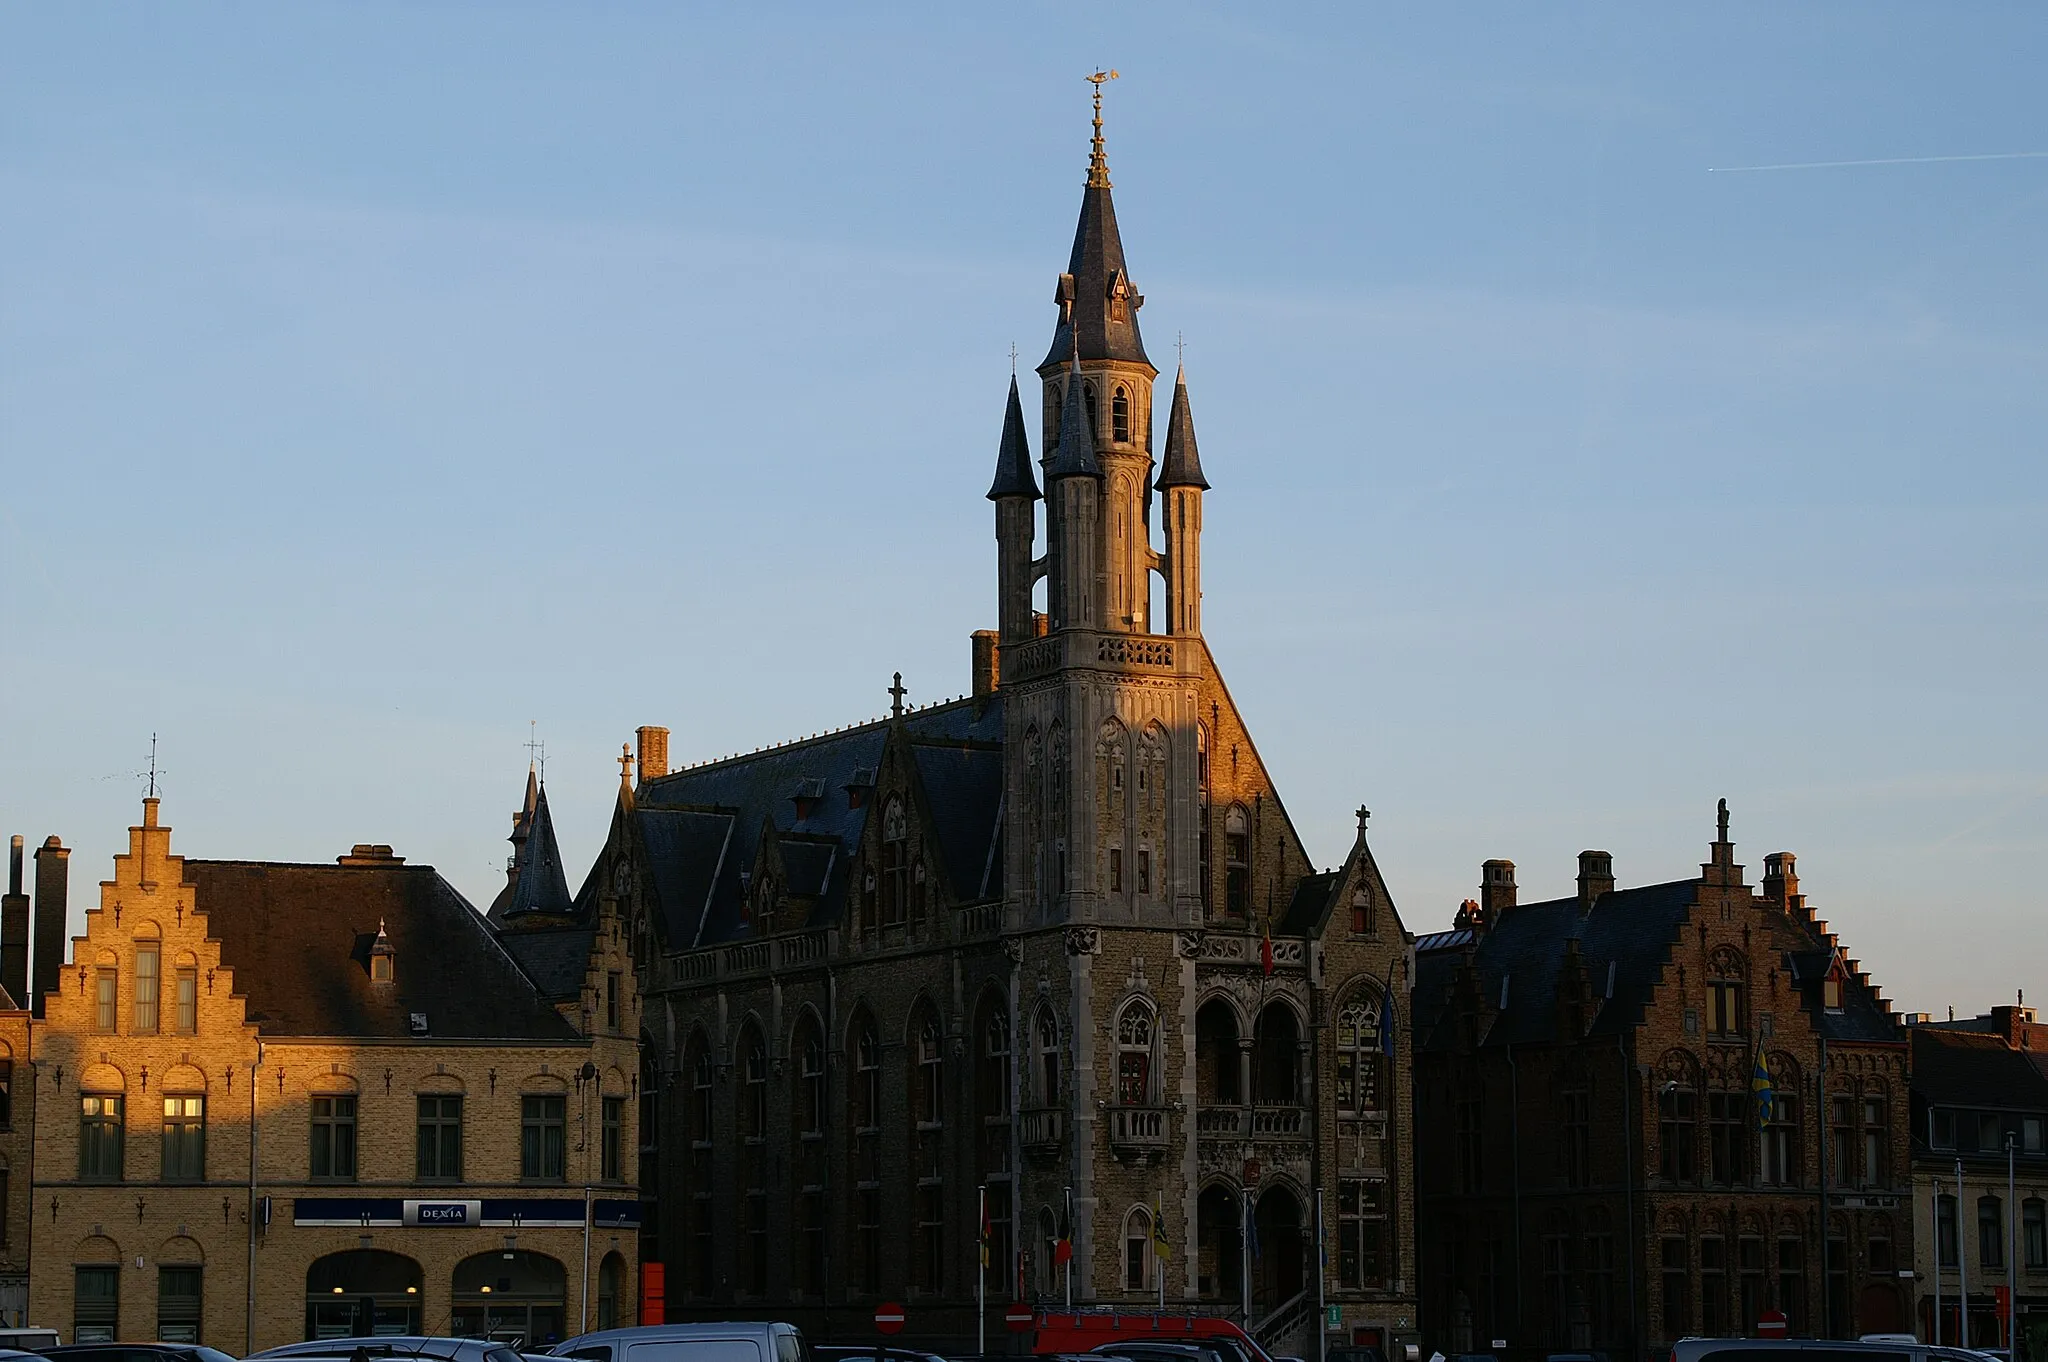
[1108,1104,1170,1156]
[1196,1106,1246,1139]
[1250,1105,1308,1139]
[1019,1106,1065,1153]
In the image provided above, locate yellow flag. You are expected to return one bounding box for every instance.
[1152,1197,1172,1263]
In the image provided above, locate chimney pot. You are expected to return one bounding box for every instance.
[636,726,670,782]
[31,836,71,1018]
[1576,850,1614,908]
[1480,859,1517,917]
[971,630,1000,699]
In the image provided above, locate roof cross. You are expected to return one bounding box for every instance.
[889,672,908,719]
[525,721,546,782]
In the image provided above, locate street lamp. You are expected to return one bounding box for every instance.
[2008,1132,2017,1355]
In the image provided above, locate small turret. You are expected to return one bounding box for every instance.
[1158,365,1209,636]
[1044,352,1104,631]
[989,375,1041,644]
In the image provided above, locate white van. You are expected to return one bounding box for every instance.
[0,1331,59,1352]
[550,1323,807,1362]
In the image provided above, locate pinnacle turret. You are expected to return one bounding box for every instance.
[1045,353,1101,480]
[1039,82,1153,374]
[1156,365,1210,490]
[986,374,1041,501]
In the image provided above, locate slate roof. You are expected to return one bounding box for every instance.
[1280,870,1341,936]
[1156,367,1210,490]
[987,374,1041,501]
[1414,871,1900,1051]
[497,925,598,1005]
[1039,152,1151,371]
[1910,1027,2048,1110]
[633,697,1006,950]
[1045,352,1102,481]
[183,859,579,1041]
[489,779,575,924]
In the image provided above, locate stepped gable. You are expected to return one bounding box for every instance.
[184,858,576,1040]
[633,695,1005,950]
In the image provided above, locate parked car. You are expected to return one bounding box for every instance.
[0,1331,62,1353]
[35,1346,239,1362]
[1326,1347,1387,1362]
[249,1337,525,1362]
[814,1347,947,1362]
[1092,1340,1242,1362]
[550,1323,807,1362]
[1672,1339,1997,1362]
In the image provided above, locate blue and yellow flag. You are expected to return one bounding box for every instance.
[1751,1050,1775,1133]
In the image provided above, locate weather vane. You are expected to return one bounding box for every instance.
[1086,69,1118,188]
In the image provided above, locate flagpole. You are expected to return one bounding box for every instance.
[1315,1189,1327,1362]
[1241,1187,1252,1325]
[979,1184,989,1358]
[1156,1194,1166,1309]
[1933,1176,1942,1346]
[1959,1158,1969,1348]
[1064,1185,1074,1310]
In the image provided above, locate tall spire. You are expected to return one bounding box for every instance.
[1156,365,1210,490]
[1045,351,1101,480]
[986,374,1041,501]
[1040,73,1152,373]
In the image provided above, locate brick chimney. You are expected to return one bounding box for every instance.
[1,835,27,1006]
[1480,859,1517,917]
[636,726,670,781]
[971,630,1001,699]
[1762,852,1803,914]
[1576,850,1614,909]
[31,834,69,1018]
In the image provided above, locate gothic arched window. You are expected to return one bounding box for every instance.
[1116,1000,1155,1106]
[1033,1004,1061,1106]
[881,798,909,927]
[1707,946,1746,1038]
[913,1012,944,1126]
[738,1023,767,1139]
[1336,995,1384,1115]
[979,1005,1011,1121]
[1085,382,1099,439]
[1224,804,1251,917]
[794,1014,825,1137]
[1112,385,1131,443]
[1123,1206,1154,1291]
[910,859,928,926]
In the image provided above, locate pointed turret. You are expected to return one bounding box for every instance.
[1156,366,1210,490]
[1039,79,1153,372]
[489,776,576,922]
[1045,352,1101,481]
[987,375,1041,501]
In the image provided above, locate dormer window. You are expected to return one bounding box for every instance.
[369,919,396,984]
[1822,957,1846,1011]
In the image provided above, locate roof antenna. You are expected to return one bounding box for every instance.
[524,723,546,784]
[145,733,161,799]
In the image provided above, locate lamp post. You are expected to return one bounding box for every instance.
[2008,1132,2018,1355]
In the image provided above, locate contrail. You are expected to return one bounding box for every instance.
[1709,150,2048,172]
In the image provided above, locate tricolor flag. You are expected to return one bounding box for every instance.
[1260,925,1275,976]
[1751,1049,1775,1134]
[1053,1194,1073,1265]
[1379,960,1398,1058]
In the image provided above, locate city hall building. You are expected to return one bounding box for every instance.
[578,93,1421,1358]
[25,796,640,1353]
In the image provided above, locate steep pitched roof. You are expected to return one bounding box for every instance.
[498,925,598,1005]
[1911,1026,2048,1110]
[986,374,1041,501]
[489,780,575,924]
[632,697,1006,950]
[1156,366,1210,490]
[183,859,578,1041]
[1044,353,1101,481]
[1039,128,1151,371]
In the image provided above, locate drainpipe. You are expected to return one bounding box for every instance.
[1507,1043,1523,1344]
[1817,1038,1829,1337]
[1617,1034,1639,1357]
[247,1042,263,1354]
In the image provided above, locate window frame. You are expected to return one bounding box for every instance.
[309,1094,359,1181]
[160,1093,205,1182]
[133,943,161,1034]
[520,1093,567,1182]
[416,1093,464,1182]
[79,1093,126,1182]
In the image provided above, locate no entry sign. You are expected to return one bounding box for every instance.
[1757,1310,1788,1338]
[875,1302,906,1335]
[1006,1303,1035,1333]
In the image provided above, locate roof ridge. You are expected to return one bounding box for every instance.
[654,693,983,776]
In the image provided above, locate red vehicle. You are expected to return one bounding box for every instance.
[1029,1312,1275,1362]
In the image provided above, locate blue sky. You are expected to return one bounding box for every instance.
[3,4,2044,1016]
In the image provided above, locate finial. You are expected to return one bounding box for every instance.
[1176,331,1185,371]
[1009,342,1018,376]
[889,672,908,719]
[1356,806,1371,834]
[1086,69,1118,189]
[525,721,543,775]
[146,733,160,800]
[618,744,634,784]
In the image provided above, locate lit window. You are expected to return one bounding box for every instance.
[132,945,159,1033]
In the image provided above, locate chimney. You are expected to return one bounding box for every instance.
[1763,852,1802,912]
[635,726,669,782]
[1480,859,1517,917]
[337,844,405,865]
[1,836,27,1007]
[1576,851,1614,909]
[971,630,1001,699]
[31,835,69,1018]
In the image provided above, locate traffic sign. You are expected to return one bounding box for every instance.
[1006,1302,1035,1333]
[1757,1310,1788,1338]
[875,1302,906,1335]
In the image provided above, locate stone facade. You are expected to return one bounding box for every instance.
[590,101,1420,1358]
[24,798,639,1352]
[1415,823,1914,1358]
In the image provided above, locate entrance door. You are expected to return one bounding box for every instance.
[1252,1189,1302,1313]
[452,1250,567,1350]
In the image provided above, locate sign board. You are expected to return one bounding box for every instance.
[1757,1310,1788,1339]
[1326,1306,1342,1330]
[1243,1158,1262,1184]
[1007,1303,1035,1333]
[875,1303,906,1335]
[402,1199,481,1227]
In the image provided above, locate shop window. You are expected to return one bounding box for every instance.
[73,1266,118,1343]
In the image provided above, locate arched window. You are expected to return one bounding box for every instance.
[911,859,928,926]
[1037,1206,1060,1295]
[1123,1206,1154,1291]
[1335,996,1384,1115]
[914,1013,944,1126]
[1033,1005,1061,1106]
[305,1249,423,1340]
[1116,1001,1155,1106]
[1707,946,1746,1038]
[860,865,878,933]
[686,1036,712,1144]
[794,1016,825,1137]
[1224,805,1250,917]
[452,1249,566,1347]
[739,1025,767,1139]
[1657,1051,1699,1183]
[979,1007,1011,1121]
[849,1012,882,1293]
[1045,385,1062,452]
[596,1251,625,1332]
[881,799,909,926]
[1085,382,1099,439]
[851,1017,881,1129]
[1112,385,1131,443]
[1763,1053,1802,1187]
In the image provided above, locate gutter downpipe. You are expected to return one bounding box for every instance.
[1818,1037,1830,1338]
[1618,1033,1639,1359]
[1507,1041,1524,1345]
[247,1041,263,1355]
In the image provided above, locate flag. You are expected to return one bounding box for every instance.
[1152,1196,1171,1263]
[1053,1195,1073,1265]
[1260,925,1274,976]
[979,1186,992,1268]
[1245,1199,1261,1261]
[1751,1049,1775,1134]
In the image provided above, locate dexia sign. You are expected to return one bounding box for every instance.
[403,1200,482,1227]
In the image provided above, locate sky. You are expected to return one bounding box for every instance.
[2,3,2044,1018]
